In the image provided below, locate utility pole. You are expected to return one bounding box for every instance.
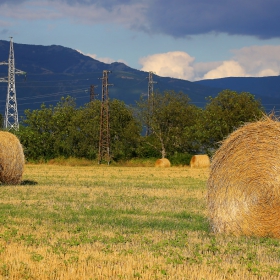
[146,71,157,136]
[90,84,98,102]
[148,71,157,100]
[98,70,113,164]
[0,37,26,130]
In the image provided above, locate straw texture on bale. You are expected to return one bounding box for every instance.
[155,158,171,168]
[190,155,210,168]
[0,131,24,184]
[207,116,280,238]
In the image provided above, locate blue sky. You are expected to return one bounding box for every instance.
[1,0,280,81]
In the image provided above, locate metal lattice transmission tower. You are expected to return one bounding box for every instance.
[89,84,98,102]
[0,37,26,130]
[98,70,113,164]
[146,71,157,136]
[148,71,157,100]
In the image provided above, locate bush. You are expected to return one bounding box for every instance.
[169,152,193,166]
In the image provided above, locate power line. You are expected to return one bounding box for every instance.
[17,93,89,107]
[0,88,88,103]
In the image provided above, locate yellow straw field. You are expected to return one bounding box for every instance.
[0,164,279,279]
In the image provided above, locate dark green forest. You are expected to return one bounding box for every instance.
[10,89,263,165]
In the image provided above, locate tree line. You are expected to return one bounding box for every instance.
[11,89,264,164]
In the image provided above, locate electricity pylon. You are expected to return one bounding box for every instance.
[148,71,157,100]
[146,71,157,136]
[90,84,98,102]
[0,37,26,130]
[98,70,113,164]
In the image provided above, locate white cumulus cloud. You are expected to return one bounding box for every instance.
[232,45,280,77]
[139,51,195,80]
[139,45,280,81]
[203,61,247,79]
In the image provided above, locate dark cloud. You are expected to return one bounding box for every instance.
[57,0,280,39]
[2,0,279,39]
[144,0,280,39]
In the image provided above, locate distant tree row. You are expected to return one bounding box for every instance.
[13,89,264,164]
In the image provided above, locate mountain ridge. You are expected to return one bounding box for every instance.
[195,76,280,112]
[0,40,279,116]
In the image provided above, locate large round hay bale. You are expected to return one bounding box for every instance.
[190,155,210,168]
[155,158,171,168]
[207,117,280,238]
[0,131,25,184]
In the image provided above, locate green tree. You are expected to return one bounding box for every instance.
[137,90,199,158]
[200,90,264,151]
[68,100,100,159]
[17,96,78,160]
[110,99,141,160]
[17,103,55,160]
[69,99,141,161]
[17,97,141,162]
[51,96,77,157]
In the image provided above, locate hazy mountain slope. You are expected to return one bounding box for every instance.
[1,40,279,117]
[195,77,280,111]
[0,40,221,117]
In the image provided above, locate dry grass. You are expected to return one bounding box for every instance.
[0,164,279,279]
[47,157,95,166]
[0,131,24,184]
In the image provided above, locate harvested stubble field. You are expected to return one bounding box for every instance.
[0,165,280,279]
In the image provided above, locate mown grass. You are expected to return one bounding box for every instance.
[0,165,279,279]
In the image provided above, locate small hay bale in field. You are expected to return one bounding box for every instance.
[155,158,171,168]
[0,131,24,184]
[190,155,210,168]
[207,116,280,238]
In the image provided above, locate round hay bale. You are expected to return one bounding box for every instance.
[207,116,280,238]
[0,131,25,184]
[155,158,171,168]
[190,155,210,168]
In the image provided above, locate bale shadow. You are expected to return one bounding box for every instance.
[21,180,38,186]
